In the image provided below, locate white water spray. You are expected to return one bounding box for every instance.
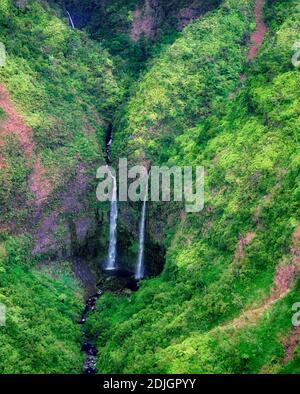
[67,10,75,29]
[105,168,118,271]
[135,180,148,280]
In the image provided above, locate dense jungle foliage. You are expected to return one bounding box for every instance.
[0,0,299,374]
[0,0,120,372]
[88,0,300,373]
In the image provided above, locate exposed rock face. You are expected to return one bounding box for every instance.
[177,0,217,29]
[270,264,297,301]
[75,217,95,246]
[130,0,212,41]
[32,161,97,259]
[247,0,267,61]
[0,85,34,157]
[130,0,223,41]
[131,0,163,42]
[291,226,300,267]
[178,6,201,29]
[267,228,299,303]
[0,84,100,260]
[28,158,54,207]
[284,326,300,363]
[234,232,256,261]
[14,0,28,9]
[0,84,53,219]
[282,227,300,361]
[32,211,61,257]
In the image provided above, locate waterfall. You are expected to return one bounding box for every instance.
[135,180,148,280]
[105,168,118,271]
[67,11,75,29]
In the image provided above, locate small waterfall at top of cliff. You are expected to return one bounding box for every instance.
[67,11,75,29]
[135,178,149,280]
[105,168,118,271]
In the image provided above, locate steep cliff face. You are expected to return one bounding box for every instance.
[0,0,122,260]
[130,0,163,42]
[54,0,222,75]
[59,0,221,39]
[0,0,123,373]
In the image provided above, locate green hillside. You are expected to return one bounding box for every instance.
[0,0,120,373]
[87,0,300,373]
[0,0,299,374]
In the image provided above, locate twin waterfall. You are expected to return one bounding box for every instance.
[104,126,147,279]
[105,170,148,280]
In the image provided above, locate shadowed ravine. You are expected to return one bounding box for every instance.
[80,0,269,374]
[78,124,145,374]
[79,269,140,373]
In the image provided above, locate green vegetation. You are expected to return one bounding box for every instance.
[0,235,84,373]
[55,0,222,79]
[0,0,121,373]
[0,0,121,223]
[0,107,5,119]
[113,0,254,161]
[1,0,300,374]
[85,0,300,373]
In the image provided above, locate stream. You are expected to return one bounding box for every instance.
[79,289,102,374]
[78,273,139,374]
[77,124,122,375]
[78,122,147,373]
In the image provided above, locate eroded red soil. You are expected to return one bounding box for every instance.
[130,0,162,42]
[269,264,297,302]
[247,0,268,61]
[234,232,256,260]
[0,85,52,206]
[282,226,300,363]
[284,325,300,363]
[0,85,33,157]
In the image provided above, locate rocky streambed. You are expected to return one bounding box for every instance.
[78,289,103,374]
[78,268,139,374]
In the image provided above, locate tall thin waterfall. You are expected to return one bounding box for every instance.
[135,180,148,280]
[67,11,75,29]
[105,168,118,271]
